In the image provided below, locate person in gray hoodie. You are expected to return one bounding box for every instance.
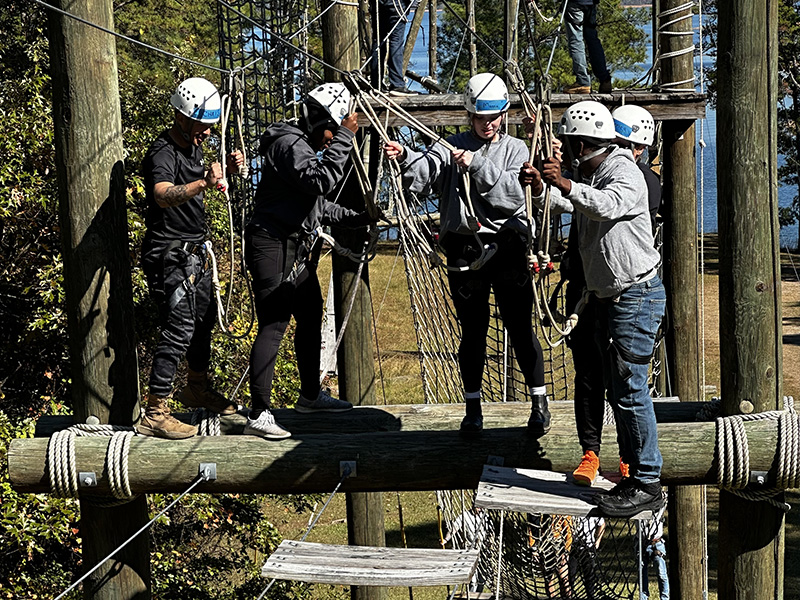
[519,100,665,518]
[384,72,549,437]
[243,82,374,439]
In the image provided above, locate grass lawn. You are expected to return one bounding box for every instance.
[263,235,800,599]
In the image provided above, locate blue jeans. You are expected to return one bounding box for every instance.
[373,0,412,88]
[594,275,665,482]
[641,540,670,600]
[565,2,610,86]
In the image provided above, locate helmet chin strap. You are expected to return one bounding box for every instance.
[176,116,192,143]
[571,146,607,171]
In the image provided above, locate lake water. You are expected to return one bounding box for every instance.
[402,11,799,250]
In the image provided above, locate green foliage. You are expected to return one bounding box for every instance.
[777,0,800,239]
[435,0,649,94]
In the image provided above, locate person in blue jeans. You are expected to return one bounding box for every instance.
[639,506,669,599]
[373,0,416,96]
[564,0,612,94]
[519,100,665,518]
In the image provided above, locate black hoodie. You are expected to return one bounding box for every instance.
[248,121,363,239]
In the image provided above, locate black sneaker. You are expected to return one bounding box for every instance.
[595,480,664,518]
[388,85,418,97]
[526,394,551,437]
[460,413,483,437]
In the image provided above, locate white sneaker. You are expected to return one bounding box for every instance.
[243,410,291,439]
[295,389,353,413]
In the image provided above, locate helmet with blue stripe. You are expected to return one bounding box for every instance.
[171,77,221,124]
[611,104,655,146]
[464,73,510,115]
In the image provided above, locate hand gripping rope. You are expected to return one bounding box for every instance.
[342,71,498,273]
[505,65,583,347]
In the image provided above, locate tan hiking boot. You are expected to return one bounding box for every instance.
[564,82,591,94]
[137,394,198,439]
[178,369,237,415]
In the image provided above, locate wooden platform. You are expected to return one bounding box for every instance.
[358,90,705,128]
[261,540,480,586]
[475,465,653,520]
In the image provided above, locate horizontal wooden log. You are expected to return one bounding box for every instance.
[9,417,779,496]
[33,398,711,437]
[357,90,706,127]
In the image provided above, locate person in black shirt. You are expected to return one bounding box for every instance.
[139,77,244,439]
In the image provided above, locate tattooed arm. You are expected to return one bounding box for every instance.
[153,162,223,208]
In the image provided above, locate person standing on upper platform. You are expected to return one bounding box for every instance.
[563,0,613,94]
[519,100,665,518]
[139,77,244,439]
[383,73,550,438]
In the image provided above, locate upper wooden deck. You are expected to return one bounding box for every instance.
[358,89,706,127]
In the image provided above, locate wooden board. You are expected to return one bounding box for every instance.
[357,90,706,127]
[261,540,480,586]
[475,465,652,520]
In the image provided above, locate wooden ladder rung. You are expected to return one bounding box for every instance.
[475,465,653,520]
[262,540,480,587]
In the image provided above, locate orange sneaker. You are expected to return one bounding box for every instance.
[573,450,600,486]
[619,457,630,479]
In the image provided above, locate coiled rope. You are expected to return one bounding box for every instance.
[715,399,800,512]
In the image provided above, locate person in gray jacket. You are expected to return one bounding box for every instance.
[244,82,373,439]
[519,100,665,518]
[384,73,549,437]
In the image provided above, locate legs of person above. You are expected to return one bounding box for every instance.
[593,276,666,517]
[564,2,591,92]
[584,5,611,91]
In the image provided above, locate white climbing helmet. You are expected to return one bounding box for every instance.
[170,77,221,124]
[558,100,616,140]
[611,104,655,146]
[464,73,510,115]
[307,82,351,127]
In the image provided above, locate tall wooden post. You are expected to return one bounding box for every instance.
[658,1,704,598]
[402,0,429,75]
[466,0,477,76]
[48,0,150,598]
[429,0,438,80]
[322,3,387,600]
[717,1,784,598]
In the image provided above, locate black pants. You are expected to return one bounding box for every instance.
[566,295,607,455]
[245,228,323,414]
[142,241,216,398]
[444,231,545,394]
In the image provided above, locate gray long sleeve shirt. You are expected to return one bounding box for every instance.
[398,130,532,239]
[535,146,659,299]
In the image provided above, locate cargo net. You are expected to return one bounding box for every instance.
[439,490,656,600]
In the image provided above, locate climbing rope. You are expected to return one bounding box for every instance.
[190,408,222,436]
[715,400,800,511]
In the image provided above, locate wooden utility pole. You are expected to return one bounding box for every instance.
[321,2,387,600]
[48,0,149,598]
[466,0,477,76]
[429,0,438,80]
[658,0,704,598]
[717,1,784,598]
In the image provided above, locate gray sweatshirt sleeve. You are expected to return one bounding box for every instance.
[532,185,575,215]
[278,127,355,198]
[467,139,528,216]
[563,165,646,221]
[398,142,451,195]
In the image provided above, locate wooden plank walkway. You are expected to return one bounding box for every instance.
[261,540,480,586]
[358,90,705,127]
[475,465,653,520]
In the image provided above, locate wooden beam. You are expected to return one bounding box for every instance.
[47,1,149,598]
[717,0,784,598]
[33,399,707,437]
[356,91,706,127]
[9,419,782,495]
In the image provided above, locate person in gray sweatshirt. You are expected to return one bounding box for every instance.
[243,82,374,440]
[384,72,549,437]
[519,100,665,518]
